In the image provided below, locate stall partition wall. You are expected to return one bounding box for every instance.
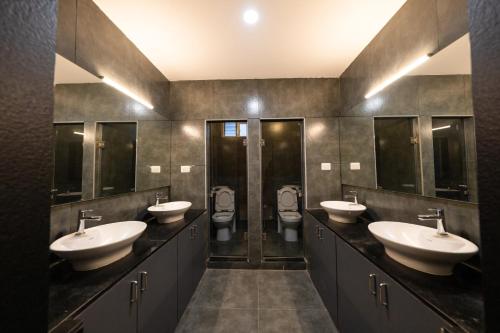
[207,121,248,258]
[261,120,305,259]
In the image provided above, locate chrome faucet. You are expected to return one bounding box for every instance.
[418,208,447,236]
[155,192,169,206]
[345,191,358,204]
[76,209,102,236]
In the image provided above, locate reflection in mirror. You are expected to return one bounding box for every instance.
[361,33,477,202]
[375,118,420,194]
[432,117,471,201]
[52,123,84,204]
[95,123,137,197]
[52,54,171,205]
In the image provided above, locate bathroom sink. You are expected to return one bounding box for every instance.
[50,221,147,271]
[148,201,192,223]
[320,201,367,223]
[368,221,479,276]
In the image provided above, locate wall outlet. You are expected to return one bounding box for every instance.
[321,163,331,171]
[181,165,191,173]
[350,162,361,170]
[150,165,161,173]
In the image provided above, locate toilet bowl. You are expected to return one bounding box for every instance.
[277,186,302,242]
[212,211,234,241]
[212,187,236,241]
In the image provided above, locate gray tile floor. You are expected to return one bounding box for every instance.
[176,269,338,333]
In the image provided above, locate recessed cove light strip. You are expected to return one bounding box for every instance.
[364,54,431,99]
[73,131,85,136]
[101,77,154,110]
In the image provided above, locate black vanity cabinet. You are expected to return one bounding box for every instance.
[304,214,338,325]
[177,213,208,319]
[76,268,138,333]
[74,213,209,333]
[76,239,178,333]
[137,240,178,333]
[337,240,456,333]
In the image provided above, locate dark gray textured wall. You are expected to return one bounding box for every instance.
[468,0,500,331]
[0,1,57,331]
[168,78,342,210]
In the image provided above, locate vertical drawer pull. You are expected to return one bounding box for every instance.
[193,224,198,238]
[379,283,389,307]
[130,281,138,303]
[315,225,320,239]
[139,271,148,292]
[318,228,325,240]
[368,274,377,296]
[190,226,195,240]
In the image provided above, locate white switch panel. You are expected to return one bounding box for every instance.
[321,163,331,171]
[150,166,161,173]
[181,165,191,173]
[350,162,361,170]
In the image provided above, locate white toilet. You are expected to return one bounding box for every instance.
[277,186,302,242]
[212,187,236,241]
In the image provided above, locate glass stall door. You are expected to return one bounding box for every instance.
[261,120,304,259]
[208,121,248,259]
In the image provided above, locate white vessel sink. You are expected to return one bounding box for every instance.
[50,221,147,271]
[368,221,479,276]
[320,201,367,223]
[148,201,192,223]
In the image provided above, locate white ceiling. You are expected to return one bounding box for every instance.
[410,34,471,75]
[93,0,407,81]
[54,54,101,84]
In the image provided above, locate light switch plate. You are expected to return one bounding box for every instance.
[321,163,331,171]
[150,165,161,173]
[181,165,191,173]
[350,162,361,170]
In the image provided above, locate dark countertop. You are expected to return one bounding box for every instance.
[306,209,483,333]
[48,209,206,331]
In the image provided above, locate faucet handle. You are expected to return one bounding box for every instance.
[428,208,444,215]
[79,209,93,217]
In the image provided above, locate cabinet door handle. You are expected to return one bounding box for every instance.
[139,271,148,292]
[315,225,320,239]
[193,224,198,238]
[190,226,195,240]
[368,274,377,296]
[130,280,138,303]
[378,283,389,307]
[318,228,324,240]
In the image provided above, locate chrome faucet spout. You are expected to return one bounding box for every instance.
[76,209,102,236]
[345,191,358,204]
[418,208,447,236]
[155,192,169,206]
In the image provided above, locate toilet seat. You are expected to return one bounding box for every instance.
[278,211,302,222]
[212,211,234,223]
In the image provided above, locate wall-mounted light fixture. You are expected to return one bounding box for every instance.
[365,54,431,99]
[101,77,154,110]
[73,131,85,136]
[432,125,451,131]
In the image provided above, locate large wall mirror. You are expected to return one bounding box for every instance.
[341,32,476,203]
[52,55,171,205]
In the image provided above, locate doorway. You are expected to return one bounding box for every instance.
[207,121,248,259]
[261,119,305,259]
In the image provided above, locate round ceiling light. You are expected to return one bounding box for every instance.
[243,9,259,25]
